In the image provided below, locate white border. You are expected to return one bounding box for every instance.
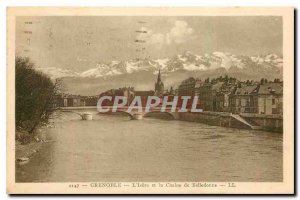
[1,0,298,199]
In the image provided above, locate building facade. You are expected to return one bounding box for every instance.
[178,77,196,96]
[229,84,258,114]
[256,82,283,115]
[229,82,283,115]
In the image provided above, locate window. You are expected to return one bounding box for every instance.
[272,99,275,105]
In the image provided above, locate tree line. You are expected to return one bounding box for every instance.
[15,57,60,144]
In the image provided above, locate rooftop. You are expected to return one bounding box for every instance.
[235,84,258,95]
[258,82,283,95]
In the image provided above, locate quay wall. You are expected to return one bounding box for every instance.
[240,113,283,132]
[177,112,283,132]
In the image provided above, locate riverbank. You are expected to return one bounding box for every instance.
[15,128,50,163]
[102,110,283,132]
[177,111,283,133]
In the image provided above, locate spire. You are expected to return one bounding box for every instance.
[157,69,161,82]
[154,68,164,94]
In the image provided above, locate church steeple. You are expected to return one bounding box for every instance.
[157,69,161,82]
[155,69,164,94]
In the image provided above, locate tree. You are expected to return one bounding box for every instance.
[15,57,60,143]
[274,78,280,83]
[237,81,242,88]
[224,75,228,83]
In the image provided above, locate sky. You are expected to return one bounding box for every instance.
[16,16,282,72]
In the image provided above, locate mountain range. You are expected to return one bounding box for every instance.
[35,51,283,95]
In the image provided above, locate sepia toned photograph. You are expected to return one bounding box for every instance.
[6,7,294,194]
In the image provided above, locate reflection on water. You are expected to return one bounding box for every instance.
[16,109,283,182]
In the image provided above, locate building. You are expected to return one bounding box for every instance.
[194,79,204,96]
[196,81,227,112]
[67,95,83,107]
[99,87,135,106]
[178,77,235,111]
[229,81,283,115]
[85,96,99,106]
[53,94,84,107]
[176,77,196,109]
[134,90,156,107]
[256,82,283,115]
[215,83,236,112]
[229,83,259,113]
[178,77,196,96]
[166,86,175,96]
[196,82,213,111]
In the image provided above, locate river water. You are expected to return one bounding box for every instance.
[16,110,283,182]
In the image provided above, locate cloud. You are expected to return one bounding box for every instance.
[148,33,165,44]
[137,20,195,46]
[166,20,194,44]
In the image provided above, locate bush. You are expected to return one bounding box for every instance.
[15,57,59,141]
[16,131,33,145]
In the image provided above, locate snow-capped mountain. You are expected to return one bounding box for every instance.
[80,51,283,78]
[47,51,283,95]
[79,59,161,78]
[250,54,283,68]
[36,51,283,79]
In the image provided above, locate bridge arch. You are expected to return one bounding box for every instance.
[144,111,176,120]
[108,110,135,119]
[59,110,84,119]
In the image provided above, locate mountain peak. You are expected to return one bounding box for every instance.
[35,51,283,79]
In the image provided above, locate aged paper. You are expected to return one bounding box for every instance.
[7,7,294,194]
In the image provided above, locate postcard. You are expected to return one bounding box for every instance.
[6,7,294,194]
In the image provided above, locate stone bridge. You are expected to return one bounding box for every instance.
[58,106,180,120]
[102,106,180,120]
[58,108,94,120]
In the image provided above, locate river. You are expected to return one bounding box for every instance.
[16,109,283,182]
